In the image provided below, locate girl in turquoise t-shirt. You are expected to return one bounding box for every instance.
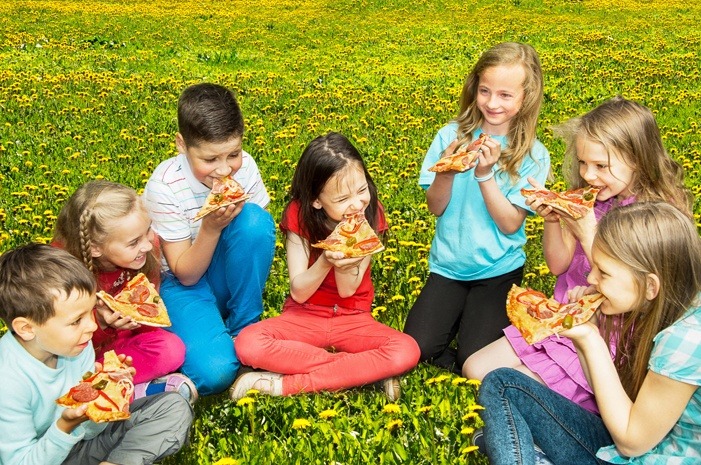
[404,42,550,372]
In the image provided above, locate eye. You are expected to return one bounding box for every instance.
[228,152,241,159]
[597,164,608,169]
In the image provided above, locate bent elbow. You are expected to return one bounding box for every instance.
[614,441,652,459]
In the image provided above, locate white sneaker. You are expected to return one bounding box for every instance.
[229,371,283,400]
[383,377,401,401]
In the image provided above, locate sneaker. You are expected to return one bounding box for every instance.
[229,371,283,400]
[134,373,198,407]
[472,428,485,450]
[383,377,401,401]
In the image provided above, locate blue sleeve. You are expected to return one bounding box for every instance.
[504,140,551,213]
[418,124,459,189]
[649,311,701,386]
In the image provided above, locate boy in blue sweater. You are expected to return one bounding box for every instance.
[0,244,192,465]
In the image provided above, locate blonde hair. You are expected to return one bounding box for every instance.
[53,181,158,284]
[455,42,544,178]
[595,202,701,399]
[558,96,691,216]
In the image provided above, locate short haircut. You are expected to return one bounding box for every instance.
[177,83,244,147]
[0,244,96,327]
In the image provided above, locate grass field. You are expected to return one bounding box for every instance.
[1,0,700,463]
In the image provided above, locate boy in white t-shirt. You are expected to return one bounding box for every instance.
[143,83,275,396]
[0,244,192,465]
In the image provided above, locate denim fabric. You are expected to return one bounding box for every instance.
[161,204,275,395]
[479,368,613,465]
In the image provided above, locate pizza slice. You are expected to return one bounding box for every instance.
[56,350,134,423]
[311,211,385,258]
[506,284,605,344]
[521,185,600,220]
[428,133,490,173]
[97,273,171,327]
[193,175,251,221]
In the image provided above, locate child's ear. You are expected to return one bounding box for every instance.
[312,199,323,210]
[175,133,188,154]
[645,273,660,301]
[90,244,103,258]
[11,317,37,341]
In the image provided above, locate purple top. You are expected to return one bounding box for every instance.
[504,195,635,414]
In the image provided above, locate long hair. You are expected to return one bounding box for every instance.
[455,42,544,178]
[0,244,95,327]
[53,180,158,286]
[558,96,691,216]
[595,202,701,399]
[285,132,380,251]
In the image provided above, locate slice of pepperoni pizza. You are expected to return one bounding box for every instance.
[521,186,600,220]
[56,350,134,423]
[428,133,490,173]
[506,284,605,344]
[193,175,251,222]
[97,273,171,327]
[311,211,385,258]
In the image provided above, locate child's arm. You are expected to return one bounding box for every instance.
[473,138,527,234]
[425,139,462,216]
[286,232,368,302]
[566,325,697,457]
[163,202,244,286]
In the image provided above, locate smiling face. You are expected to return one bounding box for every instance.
[92,207,154,272]
[178,134,243,188]
[476,63,526,136]
[312,163,371,224]
[576,135,635,202]
[19,289,98,366]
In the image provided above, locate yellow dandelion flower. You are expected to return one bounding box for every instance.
[462,412,480,421]
[460,446,480,454]
[213,458,240,465]
[417,405,433,414]
[382,403,401,414]
[451,377,468,386]
[467,404,485,411]
[461,426,475,435]
[292,418,311,429]
[319,409,338,419]
[391,295,405,301]
[385,419,403,431]
[236,396,255,407]
[467,379,482,386]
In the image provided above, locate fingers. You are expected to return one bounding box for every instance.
[527,176,545,190]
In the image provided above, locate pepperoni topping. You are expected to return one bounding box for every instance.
[70,382,99,402]
[136,302,159,317]
[354,237,381,251]
[127,284,150,304]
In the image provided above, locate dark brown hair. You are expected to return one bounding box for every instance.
[0,244,96,327]
[177,83,244,147]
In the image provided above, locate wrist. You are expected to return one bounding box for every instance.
[474,168,495,183]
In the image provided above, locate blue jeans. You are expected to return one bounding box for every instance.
[161,203,275,395]
[479,368,614,465]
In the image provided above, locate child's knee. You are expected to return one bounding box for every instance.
[193,361,238,396]
[233,325,268,366]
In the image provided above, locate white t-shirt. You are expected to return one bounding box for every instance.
[142,151,270,270]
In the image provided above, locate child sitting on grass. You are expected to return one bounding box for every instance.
[0,244,192,465]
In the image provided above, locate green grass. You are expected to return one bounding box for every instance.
[1,0,700,463]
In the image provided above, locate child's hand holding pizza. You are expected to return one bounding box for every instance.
[200,201,244,232]
[95,299,140,331]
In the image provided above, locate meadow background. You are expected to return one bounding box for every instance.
[1,0,700,463]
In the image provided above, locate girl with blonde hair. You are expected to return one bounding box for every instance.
[54,180,196,404]
[480,202,701,463]
[404,42,551,371]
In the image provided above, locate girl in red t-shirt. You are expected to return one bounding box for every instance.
[53,180,196,404]
[232,132,420,400]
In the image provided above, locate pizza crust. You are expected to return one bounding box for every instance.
[193,175,251,221]
[521,186,600,220]
[56,350,134,423]
[311,212,385,258]
[97,273,171,327]
[506,284,605,344]
[429,133,489,173]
